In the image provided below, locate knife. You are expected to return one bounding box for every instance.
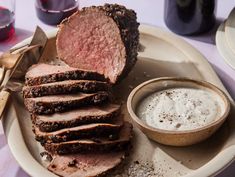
[0,26,48,119]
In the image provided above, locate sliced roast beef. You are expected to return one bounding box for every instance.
[44,122,132,155]
[24,92,109,114]
[34,116,123,143]
[48,151,125,177]
[56,4,139,83]
[23,80,110,98]
[25,64,107,86]
[32,104,121,132]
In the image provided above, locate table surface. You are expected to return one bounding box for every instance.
[1,0,235,176]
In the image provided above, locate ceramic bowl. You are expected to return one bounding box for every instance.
[127,77,231,146]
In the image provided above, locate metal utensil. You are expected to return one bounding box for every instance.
[0,45,41,69]
[0,44,41,87]
[0,26,48,119]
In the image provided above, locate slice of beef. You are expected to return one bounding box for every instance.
[25,63,107,86]
[32,104,121,132]
[48,151,125,177]
[24,92,109,114]
[56,4,139,84]
[44,122,132,155]
[34,116,123,144]
[23,80,110,98]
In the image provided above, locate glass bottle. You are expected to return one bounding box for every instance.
[164,0,217,35]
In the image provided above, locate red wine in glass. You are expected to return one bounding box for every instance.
[0,6,15,41]
[35,0,78,25]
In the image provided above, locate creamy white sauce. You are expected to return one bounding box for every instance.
[137,88,224,131]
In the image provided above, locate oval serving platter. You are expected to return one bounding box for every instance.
[2,24,235,177]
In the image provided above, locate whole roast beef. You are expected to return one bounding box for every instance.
[57,4,139,83]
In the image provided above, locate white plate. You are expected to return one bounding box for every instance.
[3,24,235,177]
[216,22,235,70]
[225,8,235,53]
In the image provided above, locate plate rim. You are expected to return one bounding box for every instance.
[225,8,235,53]
[216,21,235,70]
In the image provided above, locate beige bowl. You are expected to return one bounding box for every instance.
[127,77,231,146]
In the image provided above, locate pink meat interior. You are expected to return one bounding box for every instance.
[26,64,78,78]
[38,104,120,122]
[57,9,126,83]
[48,152,124,177]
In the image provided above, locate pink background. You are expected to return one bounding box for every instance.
[0,0,235,176]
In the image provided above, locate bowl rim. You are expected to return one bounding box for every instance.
[127,77,231,134]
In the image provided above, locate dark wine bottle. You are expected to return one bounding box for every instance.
[164,0,216,35]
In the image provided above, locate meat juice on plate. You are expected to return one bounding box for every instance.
[35,0,78,25]
[0,6,15,41]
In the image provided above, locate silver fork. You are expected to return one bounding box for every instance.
[0,44,41,87]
